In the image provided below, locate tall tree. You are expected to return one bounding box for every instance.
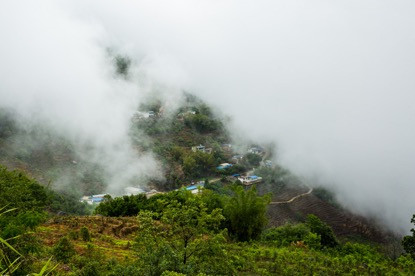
[223,186,271,241]
[134,191,233,275]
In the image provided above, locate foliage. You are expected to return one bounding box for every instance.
[0,109,16,139]
[0,207,46,274]
[114,55,131,76]
[133,192,235,275]
[0,165,88,215]
[48,190,90,215]
[0,207,23,275]
[244,153,262,167]
[306,214,339,248]
[94,194,148,217]
[0,166,49,212]
[52,236,75,263]
[79,261,100,276]
[80,226,91,242]
[262,223,318,247]
[223,186,271,241]
[184,114,220,133]
[182,151,215,179]
[402,214,415,258]
[204,180,231,195]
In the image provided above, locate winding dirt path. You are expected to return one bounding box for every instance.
[269,187,313,205]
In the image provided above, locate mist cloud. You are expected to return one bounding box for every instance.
[1,0,415,232]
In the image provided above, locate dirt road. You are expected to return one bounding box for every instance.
[269,187,313,205]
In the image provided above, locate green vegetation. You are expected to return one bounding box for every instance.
[80,226,91,242]
[244,152,262,167]
[223,186,271,241]
[402,214,415,259]
[1,97,415,274]
[0,167,414,274]
[306,214,339,248]
[53,236,75,263]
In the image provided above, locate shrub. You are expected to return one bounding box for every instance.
[244,153,262,167]
[53,236,75,263]
[80,226,91,242]
[69,230,79,240]
[79,261,100,276]
[306,214,338,248]
[262,223,311,247]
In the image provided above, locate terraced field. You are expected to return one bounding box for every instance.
[265,185,389,243]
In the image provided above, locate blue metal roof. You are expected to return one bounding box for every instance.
[92,197,104,202]
[186,183,205,190]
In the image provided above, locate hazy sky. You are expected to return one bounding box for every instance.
[1,0,415,233]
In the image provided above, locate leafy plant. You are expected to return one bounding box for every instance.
[52,236,75,263]
[80,226,91,242]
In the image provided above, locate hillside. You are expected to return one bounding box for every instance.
[1,97,414,274]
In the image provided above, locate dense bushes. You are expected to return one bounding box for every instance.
[0,166,49,212]
[53,236,75,263]
[262,223,316,247]
[0,165,89,215]
[94,191,192,217]
[261,215,338,250]
[184,114,221,133]
[306,214,338,248]
[95,187,271,242]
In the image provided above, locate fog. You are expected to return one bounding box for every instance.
[1,0,415,233]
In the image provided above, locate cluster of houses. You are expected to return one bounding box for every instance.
[81,142,272,205]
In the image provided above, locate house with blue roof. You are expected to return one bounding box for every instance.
[216,163,233,170]
[237,175,263,185]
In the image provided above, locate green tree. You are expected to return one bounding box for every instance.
[306,214,338,248]
[114,55,131,76]
[402,214,415,258]
[94,194,148,217]
[134,191,233,275]
[182,156,197,178]
[244,153,262,167]
[223,186,271,241]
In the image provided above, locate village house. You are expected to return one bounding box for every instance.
[191,144,212,154]
[237,175,263,185]
[216,163,233,170]
[248,146,265,155]
[231,154,244,163]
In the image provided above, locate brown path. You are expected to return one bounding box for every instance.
[269,187,313,205]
